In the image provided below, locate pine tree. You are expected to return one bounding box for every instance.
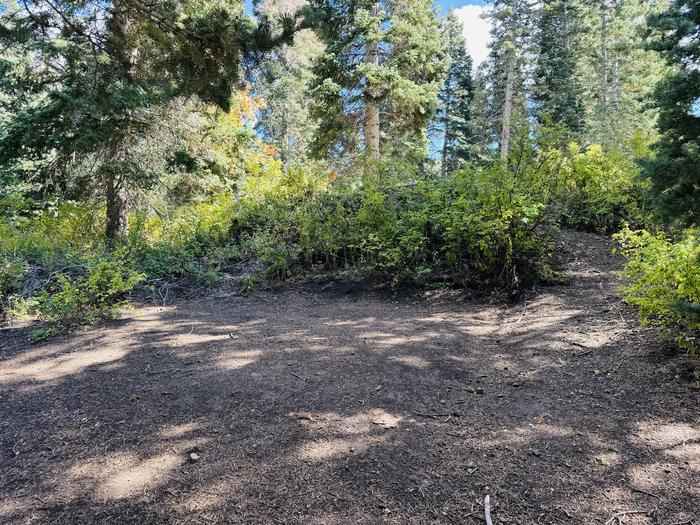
[577,0,667,149]
[437,11,475,174]
[253,0,321,162]
[534,0,584,133]
[485,0,536,160]
[645,0,700,225]
[0,0,295,238]
[306,0,447,160]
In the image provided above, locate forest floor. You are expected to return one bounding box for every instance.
[1,230,699,525]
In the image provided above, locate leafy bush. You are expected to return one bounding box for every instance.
[544,143,651,232]
[615,227,700,352]
[0,204,143,329]
[34,258,145,328]
[231,159,556,290]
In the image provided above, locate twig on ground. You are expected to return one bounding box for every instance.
[414,413,450,419]
[607,359,625,375]
[290,372,306,381]
[629,486,661,499]
[484,495,493,525]
[605,509,652,525]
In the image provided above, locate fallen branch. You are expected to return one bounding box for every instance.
[414,413,450,419]
[484,495,493,525]
[605,509,652,525]
[629,486,661,499]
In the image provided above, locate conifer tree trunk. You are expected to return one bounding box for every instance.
[105,176,128,240]
[441,94,451,175]
[364,35,380,157]
[599,2,609,106]
[611,53,619,106]
[500,54,515,160]
[365,98,380,157]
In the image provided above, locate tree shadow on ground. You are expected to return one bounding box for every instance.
[1,233,699,524]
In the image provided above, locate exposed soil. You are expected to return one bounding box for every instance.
[1,230,699,524]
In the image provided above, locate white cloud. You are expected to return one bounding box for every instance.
[453,4,492,68]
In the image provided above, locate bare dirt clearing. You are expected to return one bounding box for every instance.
[1,231,699,524]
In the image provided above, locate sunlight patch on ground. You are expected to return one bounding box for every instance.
[217,350,264,370]
[634,422,700,449]
[298,436,381,461]
[68,437,206,500]
[0,345,131,385]
[293,408,401,462]
[390,354,431,368]
[158,421,202,439]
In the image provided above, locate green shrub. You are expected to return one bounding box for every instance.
[615,227,700,352]
[33,258,145,328]
[544,143,651,232]
[230,159,556,290]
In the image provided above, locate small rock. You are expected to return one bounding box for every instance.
[466,386,476,394]
[475,388,485,394]
[188,452,200,463]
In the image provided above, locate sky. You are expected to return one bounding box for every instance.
[244,1,494,68]
[440,1,492,68]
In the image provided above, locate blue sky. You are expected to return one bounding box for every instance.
[442,1,492,66]
[441,0,490,8]
[245,1,493,66]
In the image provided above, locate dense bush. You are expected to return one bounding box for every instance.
[0,205,146,333]
[615,227,700,352]
[0,141,662,335]
[544,143,651,232]
[231,159,555,290]
[34,258,145,329]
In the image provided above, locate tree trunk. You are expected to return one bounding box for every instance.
[441,90,451,176]
[364,37,380,158]
[610,53,619,106]
[365,99,380,157]
[599,2,609,106]
[105,177,128,241]
[500,54,515,160]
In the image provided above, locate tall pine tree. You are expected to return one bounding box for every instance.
[306,0,447,160]
[437,11,475,174]
[485,0,536,159]
[578,0,666,149]
[253,0,321,162]
[534,0,584,133]
[0,0,295,238]
[645,0,700,225]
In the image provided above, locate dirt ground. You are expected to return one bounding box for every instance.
[1,230,699,525]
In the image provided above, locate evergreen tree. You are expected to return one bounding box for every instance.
[0,0,295,238]
[437,11,475,174]
[577,0,666,149]
[253,0,321,162]
[645,0,700,225]
[306,0,447,160]
[534,0,584,133]
[484,0,536,160]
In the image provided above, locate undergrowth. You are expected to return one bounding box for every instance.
[0,141,671,339]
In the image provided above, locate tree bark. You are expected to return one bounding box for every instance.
[610,53,619,106]
[364,37,380,158]
[500,54,515,160]
[365,98,380,157]
[441,86,451,175]
[599,1,609,106]
[105,177,128,241]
